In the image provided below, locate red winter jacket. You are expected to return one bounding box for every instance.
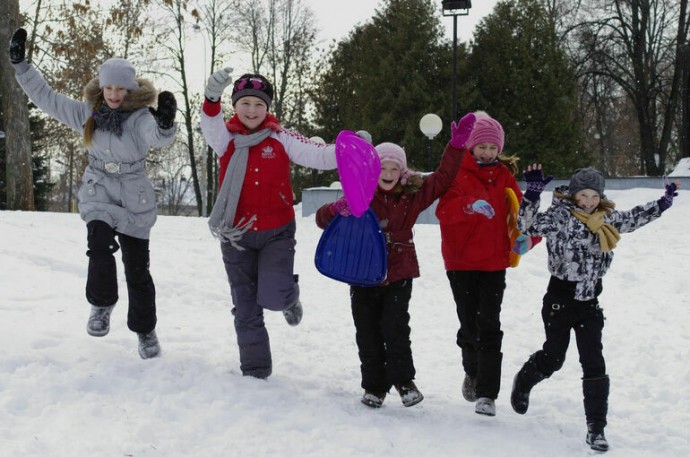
[316,143,463,285]
[436,150,523,271]
[202,100,337,231]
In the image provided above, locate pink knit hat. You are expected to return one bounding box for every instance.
[376,142,406,170]
[466,111,505,153]
[375,142,421,185]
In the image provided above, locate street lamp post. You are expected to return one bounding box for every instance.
[442,1,472,121]
[419,113,443,171]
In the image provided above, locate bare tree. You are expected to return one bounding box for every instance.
[0,0,35,210]
[570,0,689,175]
[228,0,317,125]
[195,0,236,214]
[150,0,205,215]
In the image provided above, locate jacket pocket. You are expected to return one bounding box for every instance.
[121,177,156,214]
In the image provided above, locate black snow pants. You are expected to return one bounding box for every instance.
[532,276,608,429]
[446,270,505,400]
[85,220,156,333]
[350,279,416,394]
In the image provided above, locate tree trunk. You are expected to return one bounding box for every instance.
[0,0,35,210]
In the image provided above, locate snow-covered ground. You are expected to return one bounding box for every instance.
[1,186,689,456]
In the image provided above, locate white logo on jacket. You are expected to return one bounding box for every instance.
[261,146,276,159]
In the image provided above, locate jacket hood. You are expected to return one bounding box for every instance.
[83,77,157,110]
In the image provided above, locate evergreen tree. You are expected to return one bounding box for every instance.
[311,0,459,172]
[465,0,588,177]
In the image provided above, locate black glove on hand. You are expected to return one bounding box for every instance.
[658,176,678,213]
[523,167,553,201]
[10,28,27,64]
[149,91,177,130]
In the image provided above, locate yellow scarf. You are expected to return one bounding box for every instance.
[571,209,621,252]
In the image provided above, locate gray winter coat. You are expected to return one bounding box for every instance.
[15,64,176,239]
[518,186,663,300]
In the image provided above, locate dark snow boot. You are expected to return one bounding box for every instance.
[511,354,547,414]
[395,381,424,407]
[361,390,387,408]
[586,424,609,452]
[87,305,115,337]
[462,373,477,402]
[283,275,303,326]
[583,376,609,451]
[137,330,161,359]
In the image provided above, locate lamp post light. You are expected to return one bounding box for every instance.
[419,113,443,171]
[442,0,472,122]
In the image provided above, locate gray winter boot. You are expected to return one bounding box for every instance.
[462,373,477,402]
[283,300,303,326]
[511,354,547,414]
[475,397,496,416]
[283,274,302,326]
[137,330,161,359]
[86,305,115,337]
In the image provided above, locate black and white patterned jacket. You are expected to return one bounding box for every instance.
[518,186,663,300]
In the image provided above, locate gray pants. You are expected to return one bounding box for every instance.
[220,220,298,378]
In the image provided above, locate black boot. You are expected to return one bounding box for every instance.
[583,376,610,451]
[395,380,424,407]
[361,390,387,408]
[586,424,609,452]
[511,354,546,414]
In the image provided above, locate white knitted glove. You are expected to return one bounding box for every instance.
[205,67,233,102]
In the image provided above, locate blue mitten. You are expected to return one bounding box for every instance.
[512,234,531,255]
[470,200,495,219]
[658,176,678,213]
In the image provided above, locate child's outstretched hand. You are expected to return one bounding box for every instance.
[658,175,680,213]
[449,112,476,150]
[330,197,351,217]
[149,91,177,129]
[523,163,553,201]
[512,234,532,255]
[205,67,233,102]
[10,28,27,64]
[470,199,495,219]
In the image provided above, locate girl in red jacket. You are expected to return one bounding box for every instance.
[435,111,524,417]
[315,115,474,408]
[200,68,338,379]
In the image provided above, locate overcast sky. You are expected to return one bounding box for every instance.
[304,0,499,44]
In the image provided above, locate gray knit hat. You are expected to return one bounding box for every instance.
[569,167,605,196]
[98,58,138,90]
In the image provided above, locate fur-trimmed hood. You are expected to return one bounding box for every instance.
[83,77,157,110]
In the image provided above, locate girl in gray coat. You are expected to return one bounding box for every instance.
[9,28,177,359]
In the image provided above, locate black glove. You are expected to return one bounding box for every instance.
[658,176,678,213]
[523,166,553,201]
[149,91,177,129]
[10,28,27,64]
